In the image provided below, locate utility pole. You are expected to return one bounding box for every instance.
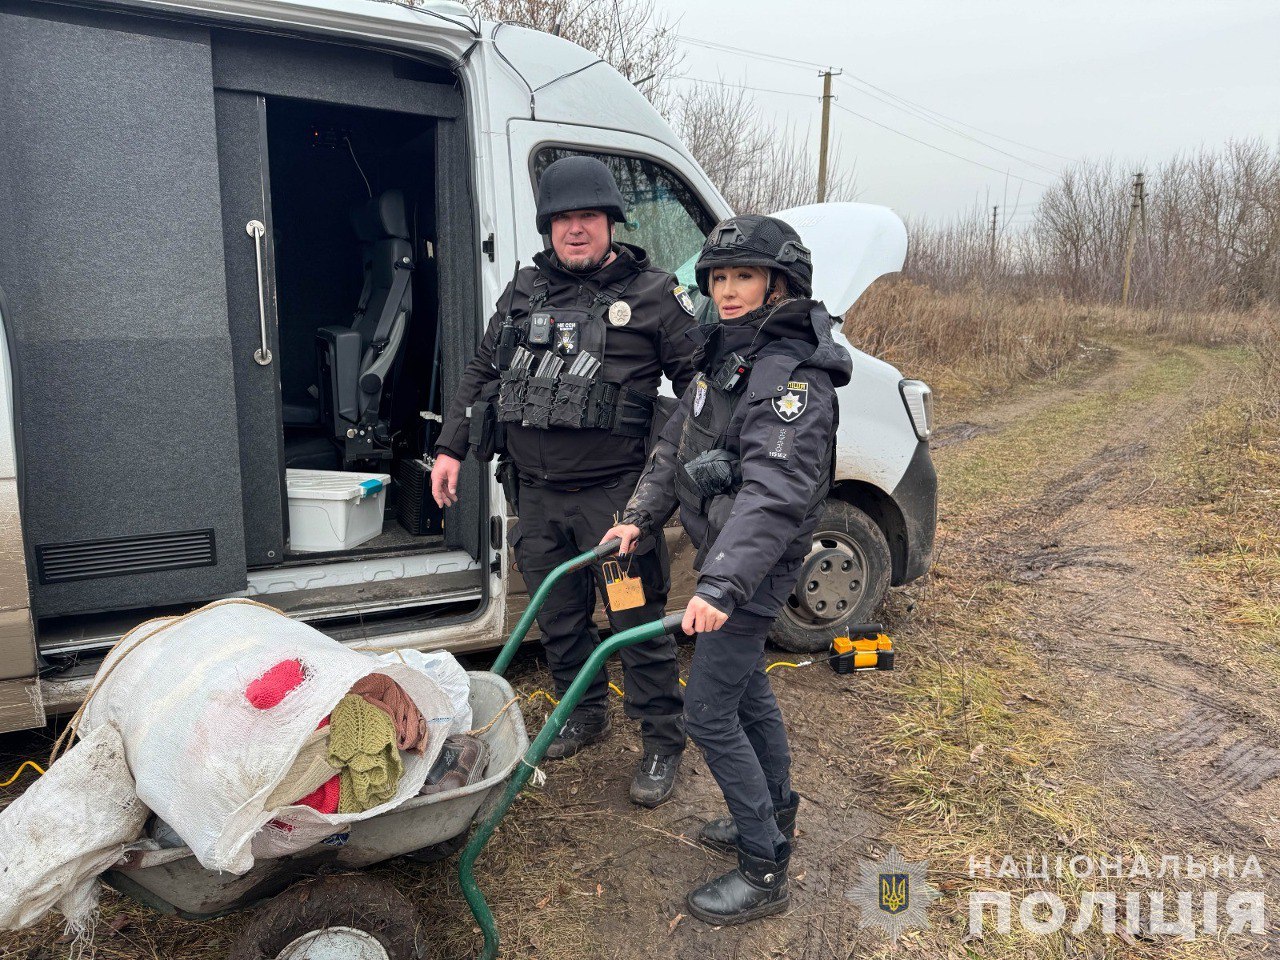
[816,68,841,202]
[989,205,999,267]
[1121,171,1146,307]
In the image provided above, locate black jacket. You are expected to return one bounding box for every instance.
[622,299,853,617]
[436,243,698,484]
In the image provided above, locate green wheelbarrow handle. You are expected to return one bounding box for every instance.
[462,544,682,960]
[490,538,623,678]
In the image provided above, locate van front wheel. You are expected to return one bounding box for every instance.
[769,500,892,654]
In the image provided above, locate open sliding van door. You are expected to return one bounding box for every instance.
[213,89,288,567]
[0,3,250,620]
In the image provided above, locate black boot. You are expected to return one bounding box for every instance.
[629,751,682,808]
[697,791,799,856]
[544,715,612,760]
[687,845,790,926]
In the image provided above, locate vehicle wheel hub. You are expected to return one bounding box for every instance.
[276,927,391,960]
[792,546,861,622]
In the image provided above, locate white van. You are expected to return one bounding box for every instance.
[0,0,935,735]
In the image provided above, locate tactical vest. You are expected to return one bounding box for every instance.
[468,268,661,461]
[673,344,836,564]
[498,272,655,434]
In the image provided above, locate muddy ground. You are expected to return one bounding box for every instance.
[2,334,1276,959]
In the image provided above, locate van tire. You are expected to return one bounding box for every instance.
[228,875,419,960]
[769,500,891,654]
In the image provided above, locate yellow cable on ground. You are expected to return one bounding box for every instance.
[765,659,813,674]
[0,760,45,788]
[527,682,627,708]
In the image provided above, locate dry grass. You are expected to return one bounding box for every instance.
[843,278,1278,408]
[1165,341,1280,664]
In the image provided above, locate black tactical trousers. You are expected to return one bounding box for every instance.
[514,473,686,755]
[683,567,799,860]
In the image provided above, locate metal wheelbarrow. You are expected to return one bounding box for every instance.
[102,539,680,959]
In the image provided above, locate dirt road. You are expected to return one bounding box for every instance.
[2,335,1274,959]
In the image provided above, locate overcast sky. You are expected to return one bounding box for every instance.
[653,0,1280,225]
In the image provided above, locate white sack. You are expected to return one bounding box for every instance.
[0,723,148,931]
[375,649,472,734]
[79,599,453,874]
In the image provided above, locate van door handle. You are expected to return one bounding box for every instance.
[245,219,272,366]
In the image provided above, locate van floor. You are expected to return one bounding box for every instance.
[280,516,441,565]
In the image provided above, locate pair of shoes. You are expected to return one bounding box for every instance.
[544,715,612,760]
[697,791,799,856]
[629,751,682,807]
[687,845,790,926]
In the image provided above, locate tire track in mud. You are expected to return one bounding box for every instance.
[936,343,1280,880]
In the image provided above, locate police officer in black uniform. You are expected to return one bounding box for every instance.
[431,156,698,806]
[603,215,852,923]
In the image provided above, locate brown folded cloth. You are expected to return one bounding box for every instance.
[350,673,429,755]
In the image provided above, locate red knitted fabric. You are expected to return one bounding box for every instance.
[246,659,306,709]
[294,775,340,815]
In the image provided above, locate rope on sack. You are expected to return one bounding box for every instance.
[48,598,290,766]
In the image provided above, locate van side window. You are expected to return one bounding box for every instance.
[533,148,714,305]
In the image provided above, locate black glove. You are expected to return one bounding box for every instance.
[683,448,741,499]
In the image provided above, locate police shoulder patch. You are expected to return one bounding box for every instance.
[765,423,794,461]
[772,381,808,422]
[672,284,695,316]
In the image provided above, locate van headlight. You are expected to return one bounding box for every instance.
[898,380,933,441]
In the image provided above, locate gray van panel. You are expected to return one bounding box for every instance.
[0,5,249,616]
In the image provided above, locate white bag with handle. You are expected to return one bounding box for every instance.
[78,599,452,874]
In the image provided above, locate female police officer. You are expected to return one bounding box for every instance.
[601,215,852,925]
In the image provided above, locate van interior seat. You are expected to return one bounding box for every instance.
[313,188,414,466]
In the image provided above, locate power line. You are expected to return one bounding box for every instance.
[837,75,1061,175]
[676,32,1076,165]
[832,101,1052,188]
[835,75,1077,164]
[676,75,819,101]
[675,34,832,72]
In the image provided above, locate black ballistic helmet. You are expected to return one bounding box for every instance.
[535,156,628,234]
[695,214,813,299]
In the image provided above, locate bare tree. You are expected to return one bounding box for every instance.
[906,139,1280,310]
[667,81,857,213]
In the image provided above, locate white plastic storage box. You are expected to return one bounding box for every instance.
[285,469,391,553]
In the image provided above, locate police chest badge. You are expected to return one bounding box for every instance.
[693,378,708,416]
[773,381,808,422]
[675,284,696,317]
[608,300,632,326]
